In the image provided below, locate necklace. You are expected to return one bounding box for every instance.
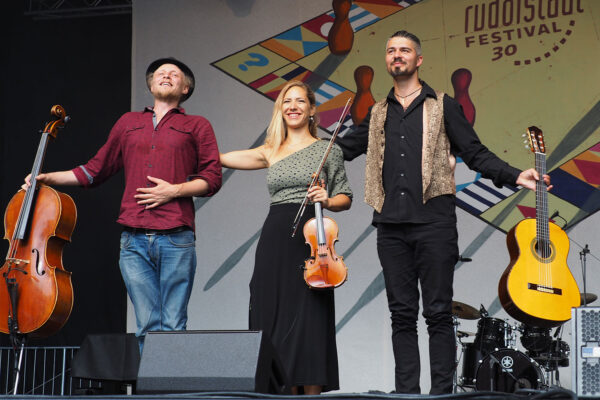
[395,86,422,107]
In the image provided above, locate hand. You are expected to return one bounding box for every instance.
[135,176,182,209]
[516,168,552,191]
[22,173,51,190]
[307,185,330,209]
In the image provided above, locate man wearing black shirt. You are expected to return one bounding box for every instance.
[337,30,550,394]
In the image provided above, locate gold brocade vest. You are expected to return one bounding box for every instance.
[364,92,456,213]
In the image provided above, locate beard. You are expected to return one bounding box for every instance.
[388,66,408,77]
[387,58,416,77]
[152,86,184,103]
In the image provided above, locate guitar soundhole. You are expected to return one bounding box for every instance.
[530,239,556,263]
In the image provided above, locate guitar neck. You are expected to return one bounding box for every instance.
[535,151,550,251]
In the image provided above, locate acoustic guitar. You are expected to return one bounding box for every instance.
[498,126,580,327]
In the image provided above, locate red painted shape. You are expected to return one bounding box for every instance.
[516,205,537,219]
[351,65,375,126]
[328,0,354,55]
[573,159,600,185]
[451,68,476,126]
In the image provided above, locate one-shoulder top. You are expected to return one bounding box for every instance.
[267,140,352,205]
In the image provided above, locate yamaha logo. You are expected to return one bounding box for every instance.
[501,355,515,369]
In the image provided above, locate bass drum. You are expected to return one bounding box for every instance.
[475,349,544,392]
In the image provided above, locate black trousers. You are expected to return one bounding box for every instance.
[377,221,458,394]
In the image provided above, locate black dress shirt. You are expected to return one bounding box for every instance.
[337,81,521,225]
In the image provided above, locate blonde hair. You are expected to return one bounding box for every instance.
[264,81,319,156]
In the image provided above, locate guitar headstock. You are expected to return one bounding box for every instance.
[526,126,546,154]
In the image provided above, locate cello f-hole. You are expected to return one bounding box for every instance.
[32,249,45,276]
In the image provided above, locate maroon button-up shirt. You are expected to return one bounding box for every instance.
[72,107,222,230]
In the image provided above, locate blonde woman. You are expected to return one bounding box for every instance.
[221,81,352,394]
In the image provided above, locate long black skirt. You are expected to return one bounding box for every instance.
[249,203,339,392]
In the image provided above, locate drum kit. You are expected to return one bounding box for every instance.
[451,293,598,393]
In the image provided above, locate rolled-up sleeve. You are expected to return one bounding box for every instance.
[71,115,126,188]
[188,118,222,197]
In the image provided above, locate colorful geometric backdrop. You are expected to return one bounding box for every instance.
[213,0,600,233]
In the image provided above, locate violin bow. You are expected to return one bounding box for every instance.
[291,97,352,237]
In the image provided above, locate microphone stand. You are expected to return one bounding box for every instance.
[551,211,592,307]
[488,355,496,392]
[580,244,590,306]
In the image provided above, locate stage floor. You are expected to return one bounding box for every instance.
[5,388,581,400]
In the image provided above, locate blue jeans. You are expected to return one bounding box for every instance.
[119,229,196,350]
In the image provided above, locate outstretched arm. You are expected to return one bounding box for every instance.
[22,171,79,190]
[220,146,269,170]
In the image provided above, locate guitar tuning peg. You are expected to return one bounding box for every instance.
[523,140,529,144]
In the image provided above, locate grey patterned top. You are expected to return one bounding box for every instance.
[267,140,353,205]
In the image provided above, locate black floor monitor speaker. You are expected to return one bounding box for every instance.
[136,330,288,394]
[71,333,140,394]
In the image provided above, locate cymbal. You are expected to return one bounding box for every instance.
[581,293,598,305]
[452,301,481,320]
[457,330,476,338]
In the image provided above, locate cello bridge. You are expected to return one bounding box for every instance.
[5,258,30,266]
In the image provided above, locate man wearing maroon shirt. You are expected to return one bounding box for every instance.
[25,58,222,350]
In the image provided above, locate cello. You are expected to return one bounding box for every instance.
[291,99,351,289]
[1,105,75,338]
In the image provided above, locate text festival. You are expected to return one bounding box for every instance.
[464,0,584,61]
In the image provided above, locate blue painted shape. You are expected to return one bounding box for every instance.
[276,26,302,41]
[238,52,269,71]
[455,197,483,216]
[460,187,495,208]
[245,52,269,66]
[302,41,328,56]
[549,168,599,212]
[281,65,307,81]
[473,179,515,198]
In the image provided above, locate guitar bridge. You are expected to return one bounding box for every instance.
[528,283,562,295]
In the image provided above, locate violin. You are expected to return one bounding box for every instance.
[291,98,352,289]
[302,179,347,289]
[0,105,75,338]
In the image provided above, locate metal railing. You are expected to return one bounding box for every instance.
[0,346,95,395]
